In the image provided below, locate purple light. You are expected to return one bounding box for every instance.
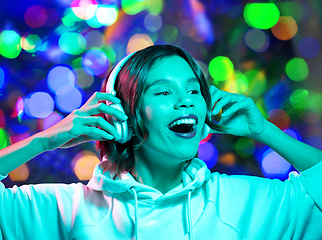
[298,36,320,58]
[82,49,109,76]
[198,141,218,169]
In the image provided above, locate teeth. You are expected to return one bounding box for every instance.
[169,118,196,128]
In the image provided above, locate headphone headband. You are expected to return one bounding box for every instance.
[105,51,137,96]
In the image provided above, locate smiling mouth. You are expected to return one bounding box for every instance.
[168,124,195,133]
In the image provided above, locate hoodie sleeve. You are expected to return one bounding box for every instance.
[0,175,79,240]
[210,160,322,240]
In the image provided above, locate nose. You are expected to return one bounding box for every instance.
[174,91,195,109]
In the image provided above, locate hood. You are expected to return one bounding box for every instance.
[87,157,211,240]
[87,157,211,200]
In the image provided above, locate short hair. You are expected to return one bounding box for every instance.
[95,44,226,177]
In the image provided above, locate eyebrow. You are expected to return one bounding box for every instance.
[144,78,199,91]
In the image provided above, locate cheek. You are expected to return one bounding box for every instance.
[144,105,153,121]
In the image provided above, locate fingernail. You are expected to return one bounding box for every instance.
[122,115,128,120]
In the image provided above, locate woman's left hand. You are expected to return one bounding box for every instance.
[209,85,269,138]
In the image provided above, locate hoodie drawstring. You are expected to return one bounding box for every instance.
[130,187,139,240]
[187,190,193,240]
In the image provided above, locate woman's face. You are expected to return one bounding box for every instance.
[136,55,207,164]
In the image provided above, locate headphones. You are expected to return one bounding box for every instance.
[105,52,211,144]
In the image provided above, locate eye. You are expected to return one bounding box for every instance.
[190,90,200,94]
[155,91,171,96]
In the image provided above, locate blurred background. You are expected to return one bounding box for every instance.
[1,0,322,187]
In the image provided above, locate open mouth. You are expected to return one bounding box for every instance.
[168,122,198,139]
[168,123,195,133]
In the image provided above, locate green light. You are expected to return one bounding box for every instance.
[121,0,148,15]
[244,3,280,29]
[162,25,178,43]
[58,32,86,55]
[102,46,116,63]
[290,89,309,109]
[308,92,322,112]
[235,137,255,158]
[147,0,163,14]
[0,128,9,150]
[0,30,22,59]
[285,58,308,81]
[62,8,82,27]
[24,34,41,53]
[244,69,267,97]
[209,56,234,81]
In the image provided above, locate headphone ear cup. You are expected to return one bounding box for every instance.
[106,103,133,144]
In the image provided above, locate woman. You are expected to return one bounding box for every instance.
[0,45,321,239]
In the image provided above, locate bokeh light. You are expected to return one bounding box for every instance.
[268,109,290,130]
[0,109,5,129]
[21,34,42,53]
[196,60,209,79]
[218,153,236,166]
[271,16,298,41]
[198,142,218,169]
[147,0,163,14]
[223,70,248,94]
[96,5,118,26]
[0,68,5,89]
[84,30,105,50]
[209,56,234,82]
[82,49,109,76]
[47,65,76,94]
[74,68,94,88]
[244,69,267,97]
[190,14,212,43]
[298,36,320,58]
[0,128,9,150]
[71,151,100,180]
[235,137,255,158]
[43,112,63,130]
[244,3,280,29]
[162,25,178,43]
[28,92,54,118]
[71,0,98,20]
[59,32,86,55]
[289,89,309,110]
[13,97,24,118]
[55,86,82,113]
[244,29,270,52]
[285,58,308,81]
[144,14,163,32]
[121,0,148,15]
[62,8,82,27]
[8,164,29,182]
[24,5,47,28]
[0,30,22,59]
[127,34,154,53]
[261,148,291,177]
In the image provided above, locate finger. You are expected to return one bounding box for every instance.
[221,97,253,117]
[82,126,116,140]
[84,92,121,107]
[81,116,122,140]
[77,103,128,121]
[210,89,224,111]
[212,93,244,115]
[221,102,240,117]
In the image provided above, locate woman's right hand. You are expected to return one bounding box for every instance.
[40,92,129,151]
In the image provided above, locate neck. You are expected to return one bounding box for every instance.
[130,153,186,194]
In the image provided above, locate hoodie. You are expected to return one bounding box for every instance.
[0,157,322,240]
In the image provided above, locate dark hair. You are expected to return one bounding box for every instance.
[95,44,226,177]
